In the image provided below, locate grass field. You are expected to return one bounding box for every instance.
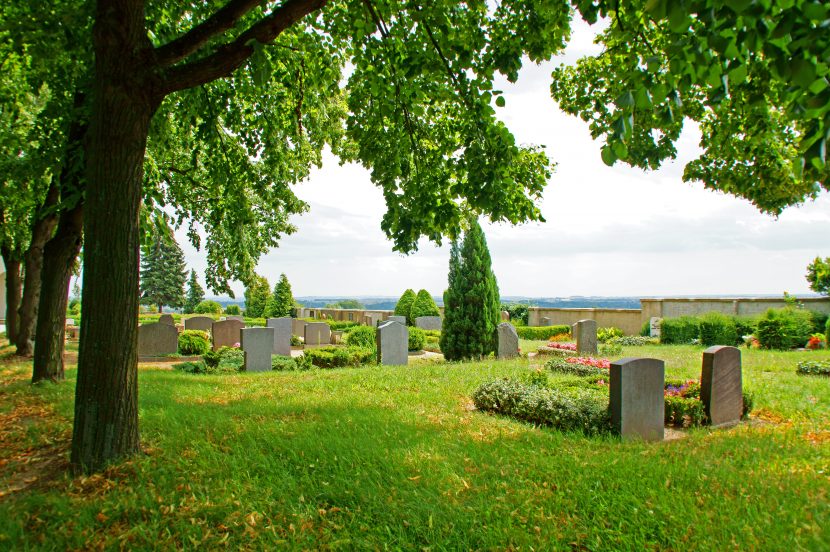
[0,338,828,549]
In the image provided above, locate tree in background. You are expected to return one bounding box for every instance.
[194,300,222,315]
[244,275,271,318]
[410,289,440,321]
[183,270,204,314]
[265,274,296,318]
[394,289,417,325]
[806,257,830,296]
[225,304,241,315]
[325,299,364,310]
[501,303,530,325]
[139,230,187,313]
[440,221,500,361]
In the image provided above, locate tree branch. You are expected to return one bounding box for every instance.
[159,0,328,96]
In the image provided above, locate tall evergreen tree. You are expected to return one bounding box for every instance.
[184,270,204,314]
[244,274,271,318]
[440,221,501,361]
[394,289,417,325]
[139,231,187,313]
[265,273,295,318]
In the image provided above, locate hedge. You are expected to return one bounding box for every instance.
[659,316,701,344]
[303,346,375,368]
[408,327,426,351]
[516,325,571,340]
[177,330,210,355]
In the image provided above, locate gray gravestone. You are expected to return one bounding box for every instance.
[304,322,331,346]
[701,346,743,426]
[330,330,344,344]
[211,319,245,350]
[496,323,519,360]
[184,316,214,332]
[575,319,598,355]
[292,319,306,337]
[388,315,407,325]
[158,314,175,326]
[266,317,292,356]
[241,327,274,372]
[541,317,551,326]
[414,316,442,331]
[365,313,382,327]
[501,310,510,322]
[138,322,178,357]
[610,357,665,441]
[650,317,662,338]
[376,321,408,366]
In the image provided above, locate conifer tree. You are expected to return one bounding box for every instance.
[394,289,417,325]
[265,273,295,318]
[244,274,271,318]
[440,221,500,360]
[139,230,187,313]
[410,289,440,320]
[184,270,204,314]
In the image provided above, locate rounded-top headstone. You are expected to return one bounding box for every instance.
[376,320,408,366]
[610,357,665,441]
[701,345,742,426]
[184,316,214,332]
[158,313,175,326]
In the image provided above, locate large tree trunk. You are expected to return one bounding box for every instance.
[15,181,61,357]
[2,250,22,343]
[71,0,157,474]
[32,204,83,383]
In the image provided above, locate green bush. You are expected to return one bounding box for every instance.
[664,396,706,427]
[202,346,243,372]
[394,289,417,325]
[225,304,241,315]
[639,320,651,337]
[659,316,701,344]
[172,360,209,374]
[472,379,611,435]
[796,360,830,376]
[408,327,426,351]
[733,316,759,339]
[698,312,738,346]
[597,327,623,343]
[545,357,605,377]
[757,308,813,349]
[598,342,623,357]
[809,310,828,334]
[195,300,223,314]
[291,335,302,346]
[177,330,211,355]
[515,325,571,340]
[410,289,440,320]
[501,303,530,325]
[271,355,300,371]
[345,326,376,351]
[757,317,786,349]
[304,346,375,368]
[608,336,658,346]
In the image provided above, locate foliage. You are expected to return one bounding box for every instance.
[224,304,241,315]
[640,320,651,337]
[394,289,417,325]
[270,355,307,372]
[244,274,271,319]
[194,300,223,315]
[183,270,205,314]
[265,274,295,318]
[660,316,701,345]
[698,312,739,347]
[597,327,624,343]
[757,308,814,350]
[303,346,375,369]
[171,360,209,374]
[325,299,364,310]
[608,336,659,347]
[139,228,187,312]
[409,289,440,320]
[408,327,426,352]
[664,396,707,428]
[177,330,210,356]
[805,257,830,296]
[345,326,376,351]
[827,317,830,345]
[441,221,501,361]
[796,360,830,377]
[808,310,828,334]
[472,379,611,435]
[501,303,530,325]
[598,342,623,357]
[545,357,608,377]
[174,345,242,374]
[806,334,826,350]
[757,317,786,350]
[515,325,572,340]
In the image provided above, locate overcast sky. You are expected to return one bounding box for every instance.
[177,18,829,299]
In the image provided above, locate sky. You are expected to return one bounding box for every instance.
[177,18,830,300]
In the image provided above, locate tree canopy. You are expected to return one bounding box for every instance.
[806,257,830,296]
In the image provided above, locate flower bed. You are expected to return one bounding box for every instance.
[796,360,830,376]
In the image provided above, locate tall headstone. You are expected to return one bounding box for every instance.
[184,316,214,332]
[575,319,598,355]
[610,357,665,441]
[649,317,662,339]
[241,327,274,372]
[501,310,510,322]
[701,346,743,426]
[376,320,408,366]
[138,322,178,357]
[496,323,519,360]
[212,319,245,350]
[414,316,442,331]
[157,314,175,326]
[388,315,407,325]
[292,319,306,337]
[266,317,292,356]
[304,322,331,346]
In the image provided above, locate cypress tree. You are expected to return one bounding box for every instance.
[184,270,204,314]
[394,289,417,325]
[244,274,271,318]
[440,220,500,360]
[139,230,187,313]
[410,289,440,320]
[265,273,295,318]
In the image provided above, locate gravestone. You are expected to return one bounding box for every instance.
[158,313,175,326]
[138,322,178,357]
[575,319,598,355]
[389,315,407,325]
[292,319,306,337]
[211,319,245,350]
[185,316,214,332]
[376,321,408,366]
[650,317,662,339]
[330,330,344,344]
[541,317,551,326]
[501,310,510,322]
[365,313,382,327]
[496,323,519,359]
[227,315,244,322]
[266,317,292,356]
[414,316,442,331]
[241,327,274,372]
[304,322,331,346]
[610,357,665,441]
[701,346,743,426]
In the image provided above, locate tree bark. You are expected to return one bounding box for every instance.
[15,181,61,356]
[32,205,83,383]
[2,250,22,343]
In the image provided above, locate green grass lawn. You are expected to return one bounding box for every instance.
[0,339,828,549]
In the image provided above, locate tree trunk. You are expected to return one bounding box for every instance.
[2,251,22,343]
[72,0,157,474]
[15,181,61,357]
[32,204,83,383]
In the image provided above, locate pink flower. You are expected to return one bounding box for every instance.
[233,342,240,348]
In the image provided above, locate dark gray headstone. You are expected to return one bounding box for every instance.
[266,317,292,356]
[138,322,178,357]
[575,319,598,355]
[701,346,743,426]
[496,323,520,359]
[610,357,665,441]
[212,319,245,350]
[304,322,331,346]
[388,315,407,325]
[376,321,408,366]
[158,314,175,326]
[414,316,442,331]
[241,327,274,372]
[184,316,214,332]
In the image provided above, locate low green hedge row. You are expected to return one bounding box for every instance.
[545,357,605,377]
[303,346,375,368]
[607,336,659,346]
[796,360,830,376]
[515,325,571,340]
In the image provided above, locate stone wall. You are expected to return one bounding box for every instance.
[528,308,643,335]
[296,307,393,324]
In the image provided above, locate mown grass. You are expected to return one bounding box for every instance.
[0,338,828,550]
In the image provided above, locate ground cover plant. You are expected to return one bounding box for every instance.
[0,338,828,549]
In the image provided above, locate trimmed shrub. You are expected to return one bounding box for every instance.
[410,289,441,320]
[809,310,829,334]
[408,327,426,351]
[203,346,244,372]
[345,326,376,351]
[195,300,222,314]
[796,360,830,376]
[328,320,359,331]
[172,360,209,374]
[516,325,571,340]
[597,327,624,343]
[757,308,813,349]
[394,289,417,325]
[225,304,241,315]
[545,357,608,377]
[757,317,785,349]
[472,379,611,435]
[660,316,700,344]
[607,336,659,346]
[177,330,210,355]
[698,312,738,346]
[271,355,298,371]
[639,320,651,337]
[304,346,375,368]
